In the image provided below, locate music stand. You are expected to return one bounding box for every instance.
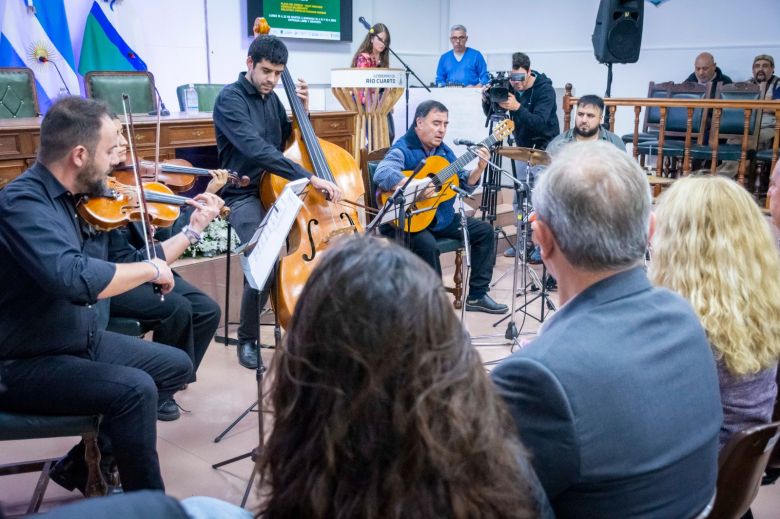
[211,178,307,508]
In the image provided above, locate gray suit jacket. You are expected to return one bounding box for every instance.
[492,267,722,518]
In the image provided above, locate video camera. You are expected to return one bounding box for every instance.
[486,71,512,104]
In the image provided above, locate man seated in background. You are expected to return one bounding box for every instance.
[491,141,722,518]
[748,54,780,149]
[435,24,489,87]
[546,94,625,156]
[685,51,732,96]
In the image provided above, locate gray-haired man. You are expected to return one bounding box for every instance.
[491,141,722,518]
[434,24,489,87]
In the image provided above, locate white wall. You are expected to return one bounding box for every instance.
[454,0,780,135]
[61,0,780,134]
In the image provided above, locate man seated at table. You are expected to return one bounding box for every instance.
[435,25,489,87]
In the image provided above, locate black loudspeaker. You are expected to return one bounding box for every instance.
[592,0,644,64]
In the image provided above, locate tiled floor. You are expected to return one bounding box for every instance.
[1,255,779,516]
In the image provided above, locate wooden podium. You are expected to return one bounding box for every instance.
[331,68,404,154]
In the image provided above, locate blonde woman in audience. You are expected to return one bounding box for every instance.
[650,175,780,447]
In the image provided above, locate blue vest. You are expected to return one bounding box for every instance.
[391,127,459,232]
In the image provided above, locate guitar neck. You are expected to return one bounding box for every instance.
[432,132,502,186]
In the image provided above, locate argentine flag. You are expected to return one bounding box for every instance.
[0,0,80,114]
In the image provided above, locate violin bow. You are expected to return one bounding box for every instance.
[122,93,164,300]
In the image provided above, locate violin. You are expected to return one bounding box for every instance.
[111,159,250,193]
[77,177,229,231]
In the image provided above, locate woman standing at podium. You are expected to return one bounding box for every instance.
[351,22,391,68]
[351,23,395,143]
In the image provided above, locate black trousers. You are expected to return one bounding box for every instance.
[109,274,221,382]
[381,215,496,298]
[0,331,192,491]
[226,196,272,343]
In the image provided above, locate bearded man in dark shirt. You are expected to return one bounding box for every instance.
[213,35,342,370]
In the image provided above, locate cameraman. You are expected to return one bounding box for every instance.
[482,52,559,150]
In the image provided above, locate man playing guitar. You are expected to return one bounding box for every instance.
[374,100,508,314]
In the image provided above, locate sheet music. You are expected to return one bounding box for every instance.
[376,177,437,225]
[240,178,308,290]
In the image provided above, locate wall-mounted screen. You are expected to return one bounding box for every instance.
[247,0,352,42]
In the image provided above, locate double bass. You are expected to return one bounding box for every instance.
[259,61,364,328]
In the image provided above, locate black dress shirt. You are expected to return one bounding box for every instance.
[213,72,311,203]
[0,163,116,359]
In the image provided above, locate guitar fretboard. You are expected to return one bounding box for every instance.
[431,132,503,186]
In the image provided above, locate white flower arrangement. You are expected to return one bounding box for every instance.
[183,217,240,258]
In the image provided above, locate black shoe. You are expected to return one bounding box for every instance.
[49,454,121,496]
[238,340,259,369]
[157,398,181,421]
[466,294,509,314]
[544,275,557,292]
[49,456,88,495]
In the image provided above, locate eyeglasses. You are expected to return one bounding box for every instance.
[450,36,467,42]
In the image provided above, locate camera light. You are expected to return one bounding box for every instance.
[510,73,527,82]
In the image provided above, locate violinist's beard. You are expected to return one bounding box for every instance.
[76,159,109,196]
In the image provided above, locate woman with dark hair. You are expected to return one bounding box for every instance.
[257,236,551,518]
[351,23,391,68]
[350,23,395,143]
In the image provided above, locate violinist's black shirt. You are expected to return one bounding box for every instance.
[0,162,116,359]
[213,72,311,203]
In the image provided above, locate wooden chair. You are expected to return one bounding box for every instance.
[0,67,39,118]
[175,83,226,112]
[84,71,156,115]
[634,81,709,175]
[707,421,780,519]
[361,147,465,309]
[0,414,106,514]
[621,81,676,144]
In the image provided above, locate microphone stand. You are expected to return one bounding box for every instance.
[148,80,171,117]
[360,19,430,130]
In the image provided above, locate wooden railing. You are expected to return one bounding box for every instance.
[562,84,780,186]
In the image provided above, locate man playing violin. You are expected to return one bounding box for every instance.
[100,116,225,422]
[374,100,508,314]
[213,34,342,370]
[0,96,223,493]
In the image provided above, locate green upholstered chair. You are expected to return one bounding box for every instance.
[84,71,156,115]
[106,316,149,337]
[0,67,39,118]
[175,83,226,112]
[363,148,465,308]
[685,82,760,165]
[0,413,106,513]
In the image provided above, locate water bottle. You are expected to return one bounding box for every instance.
[185,84,199,113]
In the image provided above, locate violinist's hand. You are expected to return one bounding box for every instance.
[296,78,309,112]
[310,175,342,203]
[206,169,230,194]
[150,257,175,295]
[187,192,225,232]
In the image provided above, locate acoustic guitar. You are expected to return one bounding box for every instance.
[377,119,514,233]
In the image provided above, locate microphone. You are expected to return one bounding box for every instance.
[453,138,477,146]
[358,16,373,33]
[38,55,72,95]
[450,184,474,199]
[148,80,171,117]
